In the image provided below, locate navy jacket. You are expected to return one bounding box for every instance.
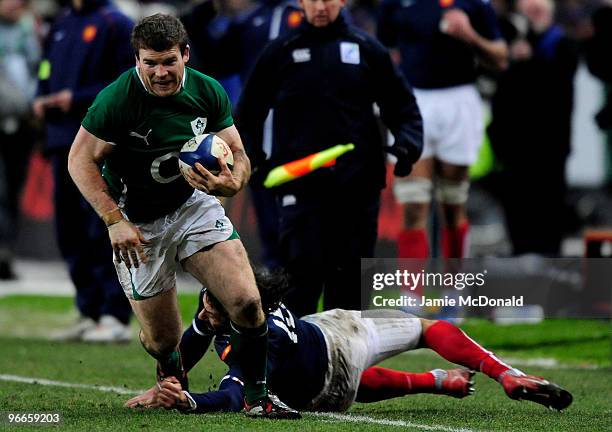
[236,15,422,196]
[37,0,133,150]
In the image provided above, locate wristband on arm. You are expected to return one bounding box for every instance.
[102,208,124,227]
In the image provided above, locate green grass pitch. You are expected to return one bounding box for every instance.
[0,294,610,431]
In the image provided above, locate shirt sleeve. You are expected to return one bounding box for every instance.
[180,288,214,373]
[80,82,123,143]
[473,0,503,41]
[188,366,245,413]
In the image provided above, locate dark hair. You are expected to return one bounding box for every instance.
[131,13,188,58]
[253,267,291,314]
[206,267,291,315]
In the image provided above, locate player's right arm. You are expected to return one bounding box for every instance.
[179,289,214,372]
[126,369,244,412]
[159,370,244,412]
[68,126,149,268]
[441,8,508,71]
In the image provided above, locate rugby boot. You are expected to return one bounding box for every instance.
[500,368,573,411]
[244,392,301,419]
[431,368,475,398]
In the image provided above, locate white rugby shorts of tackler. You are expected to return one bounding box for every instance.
[303,309,422,412]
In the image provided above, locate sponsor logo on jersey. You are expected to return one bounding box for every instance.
[215,219,224,229]
[191,117,207,135]
[82,25,97,43]
[287,10,303,28]
[340,42,360,65]
[292,48,311,63]
[129,128,153,146]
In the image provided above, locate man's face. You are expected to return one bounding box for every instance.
[0,0,25,22]
[136,45,189,97]
[299,0,345,27]
[517,0,554,33]
[198,292,229,333]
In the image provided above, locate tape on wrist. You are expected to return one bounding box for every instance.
[102,208,124,227]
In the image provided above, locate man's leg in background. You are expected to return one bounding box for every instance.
[278,197,325,317]
[437,162,471,259]
[50,150,102,339]
[50,149,131,342]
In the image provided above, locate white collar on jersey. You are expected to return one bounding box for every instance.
[134,66,187,95]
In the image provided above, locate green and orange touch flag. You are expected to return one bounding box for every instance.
[263,143,355,188]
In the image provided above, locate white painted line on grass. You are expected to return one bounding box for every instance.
[503,357,601,370]
[0,374,145,395]
[0,374,481,431]
[311,412,480,432]
[400,351,602,370]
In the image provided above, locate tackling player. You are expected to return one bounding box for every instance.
[127,270,573,413]
[68,13,298,419]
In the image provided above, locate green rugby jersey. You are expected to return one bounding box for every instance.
[81,67,233,222]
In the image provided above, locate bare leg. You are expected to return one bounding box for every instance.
[182,239,264,328]
[129,286,186,387]
[437,161,469,229]
[396,158,435,261]
[129,287,182,355]
[402,158,435,231]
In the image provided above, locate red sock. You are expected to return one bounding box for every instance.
[423,321,510,380]
[356,367,436,402]
[397,229,429,258]
[441,222,469,258]
[397,229,429,297]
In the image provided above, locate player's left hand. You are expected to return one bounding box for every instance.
[183,158,242,197]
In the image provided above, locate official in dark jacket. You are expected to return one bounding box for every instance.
[32,0,134,342]
[236,0,423,316]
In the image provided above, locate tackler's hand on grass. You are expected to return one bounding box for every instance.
[124,385,161,409]
[125,377,189,410]
[154,377,191,410]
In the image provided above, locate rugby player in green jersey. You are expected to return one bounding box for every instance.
[67,13,299,419]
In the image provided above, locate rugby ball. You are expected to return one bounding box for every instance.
[179,134,234,176]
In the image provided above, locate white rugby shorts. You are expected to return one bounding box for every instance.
[302,309,422,412]
[115,190,237,300]
[414,83,484,166]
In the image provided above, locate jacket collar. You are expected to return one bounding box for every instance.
[300,13,347,39]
